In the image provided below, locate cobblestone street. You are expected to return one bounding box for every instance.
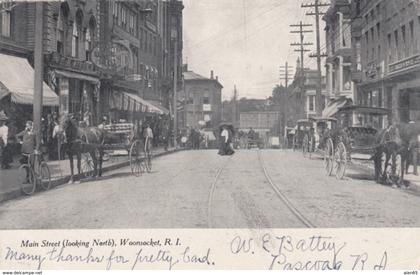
[1,149,419,229]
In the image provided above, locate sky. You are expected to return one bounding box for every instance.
[183,0,327,100]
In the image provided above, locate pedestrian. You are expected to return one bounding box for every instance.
[0,111,10,169]
[407,121,418,176]
[16,120,36,166]
[218,125,234,156]
[143,123,154,146]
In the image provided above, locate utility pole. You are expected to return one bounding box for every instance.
[33,1,44,155]
[302,0,330,116]
[232,85,238,128]
[290,21,312,120]
[290,22,313,85]
[279,62,293,133]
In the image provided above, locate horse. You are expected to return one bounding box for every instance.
[61,114,106,183]
[372,122,420,187]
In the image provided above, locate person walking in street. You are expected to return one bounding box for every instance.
[0,111,10,169]
[407,121,419,176]
[218,125,234,156]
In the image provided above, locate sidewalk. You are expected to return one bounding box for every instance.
[0,147,178,203]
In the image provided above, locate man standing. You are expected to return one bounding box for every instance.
[0,111,10,169]
[407,121,418,176]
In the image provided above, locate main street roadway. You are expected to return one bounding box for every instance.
[1,149,420,229]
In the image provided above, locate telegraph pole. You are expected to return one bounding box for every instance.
[302,0,329,116]
[290,22,313,85]
[232,85,238,128]
[279,62,293,135]
[33,1,44,153]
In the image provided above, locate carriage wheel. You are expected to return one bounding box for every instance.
[335,142,347,180]
[391,152,403,185]
[302,135,309,158]
[39,162,52,191]
[20,164,36,195]
[81,152,95,178]
[378,151,390,183]
[324,138,334,176]
[129,140,144,177]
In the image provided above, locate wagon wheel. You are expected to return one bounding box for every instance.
[302,135,309,158]
[335,142,347,180]
[129,140,145,177]
[324,138,334,176]
[81,151,95,178]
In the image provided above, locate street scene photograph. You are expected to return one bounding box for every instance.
[0,0,420,229]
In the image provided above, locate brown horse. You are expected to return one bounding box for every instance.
[61,114,106,183]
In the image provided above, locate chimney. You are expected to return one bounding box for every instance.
[210,70,214,79]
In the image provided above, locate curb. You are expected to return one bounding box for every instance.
[0,148,180,204]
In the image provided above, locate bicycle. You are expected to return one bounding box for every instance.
[19,150,51,195]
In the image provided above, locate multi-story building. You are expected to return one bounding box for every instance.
[288,59,327,122]
[352,0,420,127]
[0,1,59,133]
[324,0,354,101]
[182,66,222,130]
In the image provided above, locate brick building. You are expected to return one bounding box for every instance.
[0,0,183,128]
[182,67,222,130]
[352,0,420,127]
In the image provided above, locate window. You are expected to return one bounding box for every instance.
[121,7,127,29]
[378,45,381,61]
[308,95,315,112]
[376,23,380,40]
[145,31,148,52]
[140,29,143,51]
[113,2,118,18]
[1,10,11,37]
[394,30,399,60]
[387,33,392,63]
[409,20,414,55]
[402,25,407,58]
[71,22,78,58]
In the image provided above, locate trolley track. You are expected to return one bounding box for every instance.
[207,155,234,228]
[207,150,315,228]
[257,150,316,228]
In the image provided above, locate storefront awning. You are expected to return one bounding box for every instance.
[111,91,169,115]
[0,53,58,106]
[322,97,352,118]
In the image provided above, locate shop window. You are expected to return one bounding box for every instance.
[203,97,210,104]
[1,10,11,37]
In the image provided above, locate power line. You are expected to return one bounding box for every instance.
[302,0,330,116]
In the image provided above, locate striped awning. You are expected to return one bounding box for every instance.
[0,53,58,106]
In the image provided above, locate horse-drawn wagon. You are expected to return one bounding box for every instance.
[62,115,152,181]
[321,105,408,185]
[292,119,313,151]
